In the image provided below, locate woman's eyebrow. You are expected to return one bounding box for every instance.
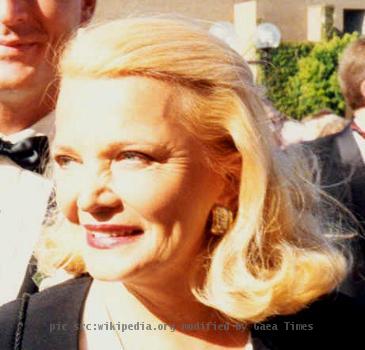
[98,141,166,158]
[52,145,78,155]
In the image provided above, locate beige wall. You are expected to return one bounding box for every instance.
[256,0,307,42]
[94,0,242,23]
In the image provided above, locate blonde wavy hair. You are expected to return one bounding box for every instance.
[36,16,349,323]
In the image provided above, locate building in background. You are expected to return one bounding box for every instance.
[235,1,365,42]
[93,0,365,66]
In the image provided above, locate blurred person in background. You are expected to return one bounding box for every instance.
[305,38,365,298]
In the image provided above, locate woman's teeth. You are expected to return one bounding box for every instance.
[92,230,142,238]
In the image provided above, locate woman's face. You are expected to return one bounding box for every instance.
[54,76,225,282]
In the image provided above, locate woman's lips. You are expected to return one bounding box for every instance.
[0,42,40,57]
[84,224,144,250]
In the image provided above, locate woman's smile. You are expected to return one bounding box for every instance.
[84,224,145,249]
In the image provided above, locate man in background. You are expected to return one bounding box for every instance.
[0,0,96,304]
[308,38,365,298]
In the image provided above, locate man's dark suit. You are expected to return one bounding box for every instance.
[305,124,365,297]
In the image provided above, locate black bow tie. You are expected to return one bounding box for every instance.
[0,136,49,174]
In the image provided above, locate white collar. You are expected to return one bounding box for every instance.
[353,108,365,130]
[0,111,55,144]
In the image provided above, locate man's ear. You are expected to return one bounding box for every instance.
[81,0,97,25]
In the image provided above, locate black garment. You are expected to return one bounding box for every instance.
[0,276,91,350]
[16,256,39,298]
[0,136,49,174]
[304,125,365,297]
[0,276,364,350]
[305,125,365,223]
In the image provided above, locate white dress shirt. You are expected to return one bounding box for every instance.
[0,112,55,305]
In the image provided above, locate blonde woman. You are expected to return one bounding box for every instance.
[0,17,362,350]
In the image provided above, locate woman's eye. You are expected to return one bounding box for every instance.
[115,151,152,163]
[54,155,79,168]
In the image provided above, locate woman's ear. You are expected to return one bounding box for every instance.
[215,154,241,211]
[81,0,97,25]
[215,175,239,213]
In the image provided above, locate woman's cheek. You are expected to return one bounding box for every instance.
[112,169,186,217]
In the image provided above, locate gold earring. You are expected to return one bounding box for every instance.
[211,205,233,236]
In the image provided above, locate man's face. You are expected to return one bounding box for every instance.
[0,0,95,93]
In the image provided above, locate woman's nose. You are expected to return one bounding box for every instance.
[0,0,30,26]
[77,185,123,217]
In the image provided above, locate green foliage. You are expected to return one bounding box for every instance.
[259,33,359,120]
[258,43,313,118]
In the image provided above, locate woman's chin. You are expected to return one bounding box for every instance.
[86,261,134,282]
[83,249,144,282]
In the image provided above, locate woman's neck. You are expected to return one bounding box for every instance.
[92,278,249,349]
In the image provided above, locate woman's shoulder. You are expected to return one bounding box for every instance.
[0,275,92,350]
[251,291,365,349]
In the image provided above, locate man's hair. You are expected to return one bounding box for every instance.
[339,38,365,110]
